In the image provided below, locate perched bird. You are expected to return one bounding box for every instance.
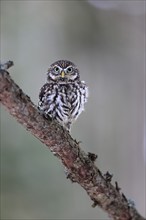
[38,60,88,131]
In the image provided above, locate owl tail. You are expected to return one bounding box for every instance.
[64,121,71,132]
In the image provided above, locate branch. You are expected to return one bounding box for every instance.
[0,61,145,220]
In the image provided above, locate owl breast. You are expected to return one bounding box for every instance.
[38,81,88,130]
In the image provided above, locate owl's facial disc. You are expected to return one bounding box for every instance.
[48,65,62,80]
[64,66,79,81]
[48,64,79,81]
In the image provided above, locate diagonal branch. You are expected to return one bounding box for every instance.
[0,61,145,220]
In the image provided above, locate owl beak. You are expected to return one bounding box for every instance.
[61,71,65,78]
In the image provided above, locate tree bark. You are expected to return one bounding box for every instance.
[0,61,145,220]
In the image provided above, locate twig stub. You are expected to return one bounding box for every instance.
[0,61,14,70]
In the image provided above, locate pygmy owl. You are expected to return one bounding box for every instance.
[38,60,88,131]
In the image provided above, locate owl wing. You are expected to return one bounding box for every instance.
[80,81,88,103]
[69,81,88,121]
[38,83,55,115]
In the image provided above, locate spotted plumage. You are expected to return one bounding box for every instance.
[38,60,88,131]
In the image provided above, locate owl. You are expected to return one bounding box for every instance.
[38,60,88,131]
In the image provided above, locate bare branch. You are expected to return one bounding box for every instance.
[0,61,145,220]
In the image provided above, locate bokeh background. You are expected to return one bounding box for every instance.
[1,0,145,219]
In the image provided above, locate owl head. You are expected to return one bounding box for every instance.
[47,60,80,82]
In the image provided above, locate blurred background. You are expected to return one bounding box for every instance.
[1,0,145,219]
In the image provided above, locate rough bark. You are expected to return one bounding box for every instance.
[0,61,145,220]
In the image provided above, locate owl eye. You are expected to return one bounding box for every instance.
[66,67,73,73]
[54,66,60,74]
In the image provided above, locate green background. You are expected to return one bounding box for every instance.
[1,1,145,219]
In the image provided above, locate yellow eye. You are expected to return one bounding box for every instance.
[66,67,73,73]
[54,66,60,74]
